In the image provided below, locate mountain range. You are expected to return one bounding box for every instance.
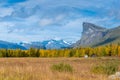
[20,39,71,49]
[73,22,120,47]
[0,39,71,49]
[0,22,120,49]
[0,40,26,50]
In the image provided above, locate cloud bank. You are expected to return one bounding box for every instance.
[0,0,120,43]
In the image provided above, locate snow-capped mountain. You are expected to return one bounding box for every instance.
[20,39,71,49]
[0,40,26,49]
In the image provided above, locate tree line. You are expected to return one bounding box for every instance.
[0,44,120,57]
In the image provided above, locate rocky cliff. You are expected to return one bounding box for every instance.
[73,22,120,47]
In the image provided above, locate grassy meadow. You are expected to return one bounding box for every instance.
[0,57,120,80]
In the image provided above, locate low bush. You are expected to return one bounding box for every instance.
[51,63,73,73]
[91,62,119,75]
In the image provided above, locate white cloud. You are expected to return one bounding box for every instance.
[0,22,15,34]
[0,0,119,43]
[39,18,53,26]
[55,15,65,21]
[0,7,13,17]
[0,22,15,27]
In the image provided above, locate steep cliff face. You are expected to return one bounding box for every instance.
[74,22,120,47]
[74,22,107,47]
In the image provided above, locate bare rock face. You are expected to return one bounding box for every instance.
[73,22,120,48]
[74,22,107,47]
[108,72,120,80]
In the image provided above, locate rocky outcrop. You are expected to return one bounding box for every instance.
[73,22,120,47]
[74,22,107,47]
[108,72,120,80]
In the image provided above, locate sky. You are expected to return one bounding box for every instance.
[0,0,120,43]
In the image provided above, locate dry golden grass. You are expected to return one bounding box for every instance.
[0,57,120,80]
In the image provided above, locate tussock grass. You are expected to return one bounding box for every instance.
[91,61,119,75]
[51,63,73,73]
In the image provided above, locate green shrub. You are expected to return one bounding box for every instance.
[91,62,119,75]
[51,63,73,73]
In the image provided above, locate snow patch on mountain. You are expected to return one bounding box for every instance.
[20,39,71,49]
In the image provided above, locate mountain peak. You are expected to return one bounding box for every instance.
[73,22,108,47]
[73,22,120,47]
[83,22,106,33]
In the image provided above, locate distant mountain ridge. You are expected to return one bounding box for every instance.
[0,39,71,49]
[73,22,120,47]
[19,39,71,49]
[0,40,26,49]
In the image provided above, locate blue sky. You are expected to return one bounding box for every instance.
[0,0,120,43]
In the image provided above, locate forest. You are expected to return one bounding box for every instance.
[0,44,120,57]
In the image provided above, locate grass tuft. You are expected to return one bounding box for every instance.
[91,62,119,75]
[51,63,73,73]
